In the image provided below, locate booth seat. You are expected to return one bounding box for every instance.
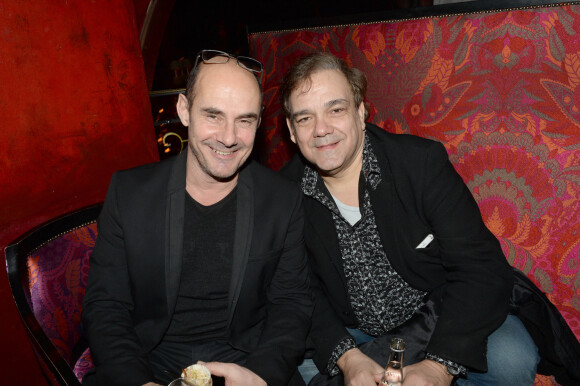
[5,204,101,384]
[248,0,580,384]
[5,2,579,385]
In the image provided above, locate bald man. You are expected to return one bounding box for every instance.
[83,50,312,386]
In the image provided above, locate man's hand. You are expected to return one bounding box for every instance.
[401,359,453,386]
[201,361,267,386]
[337,348,384,386]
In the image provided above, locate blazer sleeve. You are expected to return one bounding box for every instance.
[243,186,314,385]
[82,173,155,385]
[308,268,355,374]
[420,141,513,370]
[280,156,355,374]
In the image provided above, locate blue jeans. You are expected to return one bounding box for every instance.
[456,315,539,385]
[298,315,539,385]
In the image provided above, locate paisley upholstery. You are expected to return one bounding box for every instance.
[5,205,101,384]
[25,223,97,381]
[248,2,580,384]
[74,347,94,381]
[27,225,94,360]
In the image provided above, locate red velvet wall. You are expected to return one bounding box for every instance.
[0,0,158,382]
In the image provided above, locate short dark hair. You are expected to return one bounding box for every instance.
[184,61,204,108]
[280,52,369,120]
[184,57,263,109]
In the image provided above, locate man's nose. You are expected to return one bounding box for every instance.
[218,121,237,146]
[314,117,333,137]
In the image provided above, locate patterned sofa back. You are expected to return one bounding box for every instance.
[6,204,102,383]
[248,0,580,352]
[25,222,97,367]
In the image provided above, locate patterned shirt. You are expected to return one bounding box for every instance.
[300,138,427,375]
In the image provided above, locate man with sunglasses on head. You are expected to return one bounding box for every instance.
[82,50,312,386]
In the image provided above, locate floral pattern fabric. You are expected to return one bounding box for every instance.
[249,4,580,384]
[26,223,97,380]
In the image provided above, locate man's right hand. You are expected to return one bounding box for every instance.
[337,348,384,386]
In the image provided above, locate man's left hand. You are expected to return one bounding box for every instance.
[401,359,453,386]
[200,361,267,386]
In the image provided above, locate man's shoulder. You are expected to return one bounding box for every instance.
[366,123,446,161]
[367,123,440,149]
[116,153,177,176]
[110,153,182,193]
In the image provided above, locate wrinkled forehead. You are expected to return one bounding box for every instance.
[191,61,261,110]
[198,60,254,84]
[302,69,351,94]
[292,69,353,106]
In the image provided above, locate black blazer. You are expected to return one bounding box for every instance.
[282,123,513,372]
[82,151,312,385]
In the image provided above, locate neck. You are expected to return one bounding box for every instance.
[185,161,239,206]
[320,150,363,207]
[186,178,237,206]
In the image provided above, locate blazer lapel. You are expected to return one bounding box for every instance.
[226,164,254,326]
[368,133,404,275]
[304,196,349,287]
[165,151,187,315]
[371,174,399,265]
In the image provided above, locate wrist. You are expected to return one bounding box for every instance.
[337,347,363,371]
[425,353,467,377]
[327,336,357,376]
[427,359,454,381]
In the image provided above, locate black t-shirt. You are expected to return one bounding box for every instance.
[164,187,237,342]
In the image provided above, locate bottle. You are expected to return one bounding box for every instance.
[380,337,405,386]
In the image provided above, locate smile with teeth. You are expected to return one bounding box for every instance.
[212,148,235,156]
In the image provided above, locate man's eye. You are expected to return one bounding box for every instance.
[296,117,310,124]
[238,119,255,126]
[331,107,345,114]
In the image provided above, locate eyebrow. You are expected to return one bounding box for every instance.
[236,112,259,120]
[325,98,349,108]
[292,98,349,119]
[201,107,224,116]
[201,107,259,120]
[291,109,311,119]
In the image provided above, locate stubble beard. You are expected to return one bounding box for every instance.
[188,142,241,183]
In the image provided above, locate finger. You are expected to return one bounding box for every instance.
[202,361,228,377]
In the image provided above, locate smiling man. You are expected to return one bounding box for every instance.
[82,50,312,386]
[280,52,540,386]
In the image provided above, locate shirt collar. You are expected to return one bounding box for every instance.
[301,134,382,196]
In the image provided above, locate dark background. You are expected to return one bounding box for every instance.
[149,0,436,158]
[152,0,434,91]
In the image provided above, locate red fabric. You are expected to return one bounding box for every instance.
[0,1,157,382]
[248,4,580,378]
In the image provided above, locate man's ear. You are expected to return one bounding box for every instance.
[286,118,297,143]
[357,101,366,126]
[176,93,190,127]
